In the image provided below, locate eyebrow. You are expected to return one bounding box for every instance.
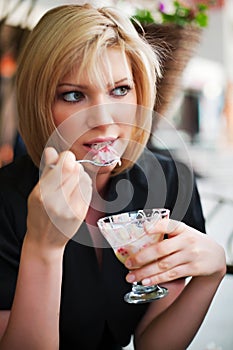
[57,77,132,89]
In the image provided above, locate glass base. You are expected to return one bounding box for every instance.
[124,283,168,304]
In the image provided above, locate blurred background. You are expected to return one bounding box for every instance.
[0,1,233,349]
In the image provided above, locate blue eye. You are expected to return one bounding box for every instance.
[111,85,131,97]
[61,91,84,102]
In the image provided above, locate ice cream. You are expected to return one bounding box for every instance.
[115,247,130,264]
[90,141,121,166]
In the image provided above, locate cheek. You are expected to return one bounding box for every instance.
[114,103,137,127]
[124,123,135,137]
[119,125,135,154]
[51,105,65,127]
[51,107,90,148]
[52,102,81,127]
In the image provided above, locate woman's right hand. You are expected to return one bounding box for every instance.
[26,147,92,251]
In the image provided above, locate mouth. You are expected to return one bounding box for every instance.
[89,140,113,151]
[84,140,121,166]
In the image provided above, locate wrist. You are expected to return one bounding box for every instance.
[22,233,65,265]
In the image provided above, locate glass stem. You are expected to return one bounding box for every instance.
[132,282,158,295]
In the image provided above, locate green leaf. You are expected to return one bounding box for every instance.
[198,4,208,11]
[132,1,209,28]
[195,12,208,27]
[133,9,155,25]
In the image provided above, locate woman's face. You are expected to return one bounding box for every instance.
[52,48,137,173]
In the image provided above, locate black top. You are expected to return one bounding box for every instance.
[0,150,205,349]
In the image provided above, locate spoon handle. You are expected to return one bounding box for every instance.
[77,159,119,167]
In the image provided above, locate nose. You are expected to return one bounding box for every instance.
[86,100,115,129]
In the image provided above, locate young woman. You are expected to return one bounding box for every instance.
[0,4,226,350]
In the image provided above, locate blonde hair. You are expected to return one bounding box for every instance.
[16,4,160,172]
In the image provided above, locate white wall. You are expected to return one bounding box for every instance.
[197,8,224,65]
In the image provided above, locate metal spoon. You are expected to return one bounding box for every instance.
[77,158,121,167]
[48,158,120,169]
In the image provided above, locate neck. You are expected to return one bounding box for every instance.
[89,171,111,196]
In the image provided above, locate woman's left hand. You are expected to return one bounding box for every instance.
[125,219,226,286]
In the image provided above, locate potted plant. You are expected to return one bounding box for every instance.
[131,0,209,116]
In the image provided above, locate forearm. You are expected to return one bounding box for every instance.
[0,235,64,350]
[135,273,225,350]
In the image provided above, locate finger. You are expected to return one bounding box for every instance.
[43,151,77,190]
[144,216,169,236]
[39,151,78,213]
[68,167,92,219]
[58,160,83,197]
[125,233,187,269]
[140,264,189,286]
[143,218,186,239]
[145,218,200,239]
[44,147,59,164]
[55,151,76,178]
[166,219,189,236]
[41,147,59,176]
[126,250,191,284]
[62,163,92,208]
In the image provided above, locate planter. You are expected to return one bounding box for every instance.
[143,23,202,116]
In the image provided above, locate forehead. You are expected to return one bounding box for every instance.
[61,47,133,87]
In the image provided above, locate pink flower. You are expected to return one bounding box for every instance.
[158,2,165,13]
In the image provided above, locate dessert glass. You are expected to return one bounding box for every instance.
[97,208,169,304]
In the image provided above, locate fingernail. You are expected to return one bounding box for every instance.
[127,274,135,283]
[142,278,151,286]
[125,259,132,268]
